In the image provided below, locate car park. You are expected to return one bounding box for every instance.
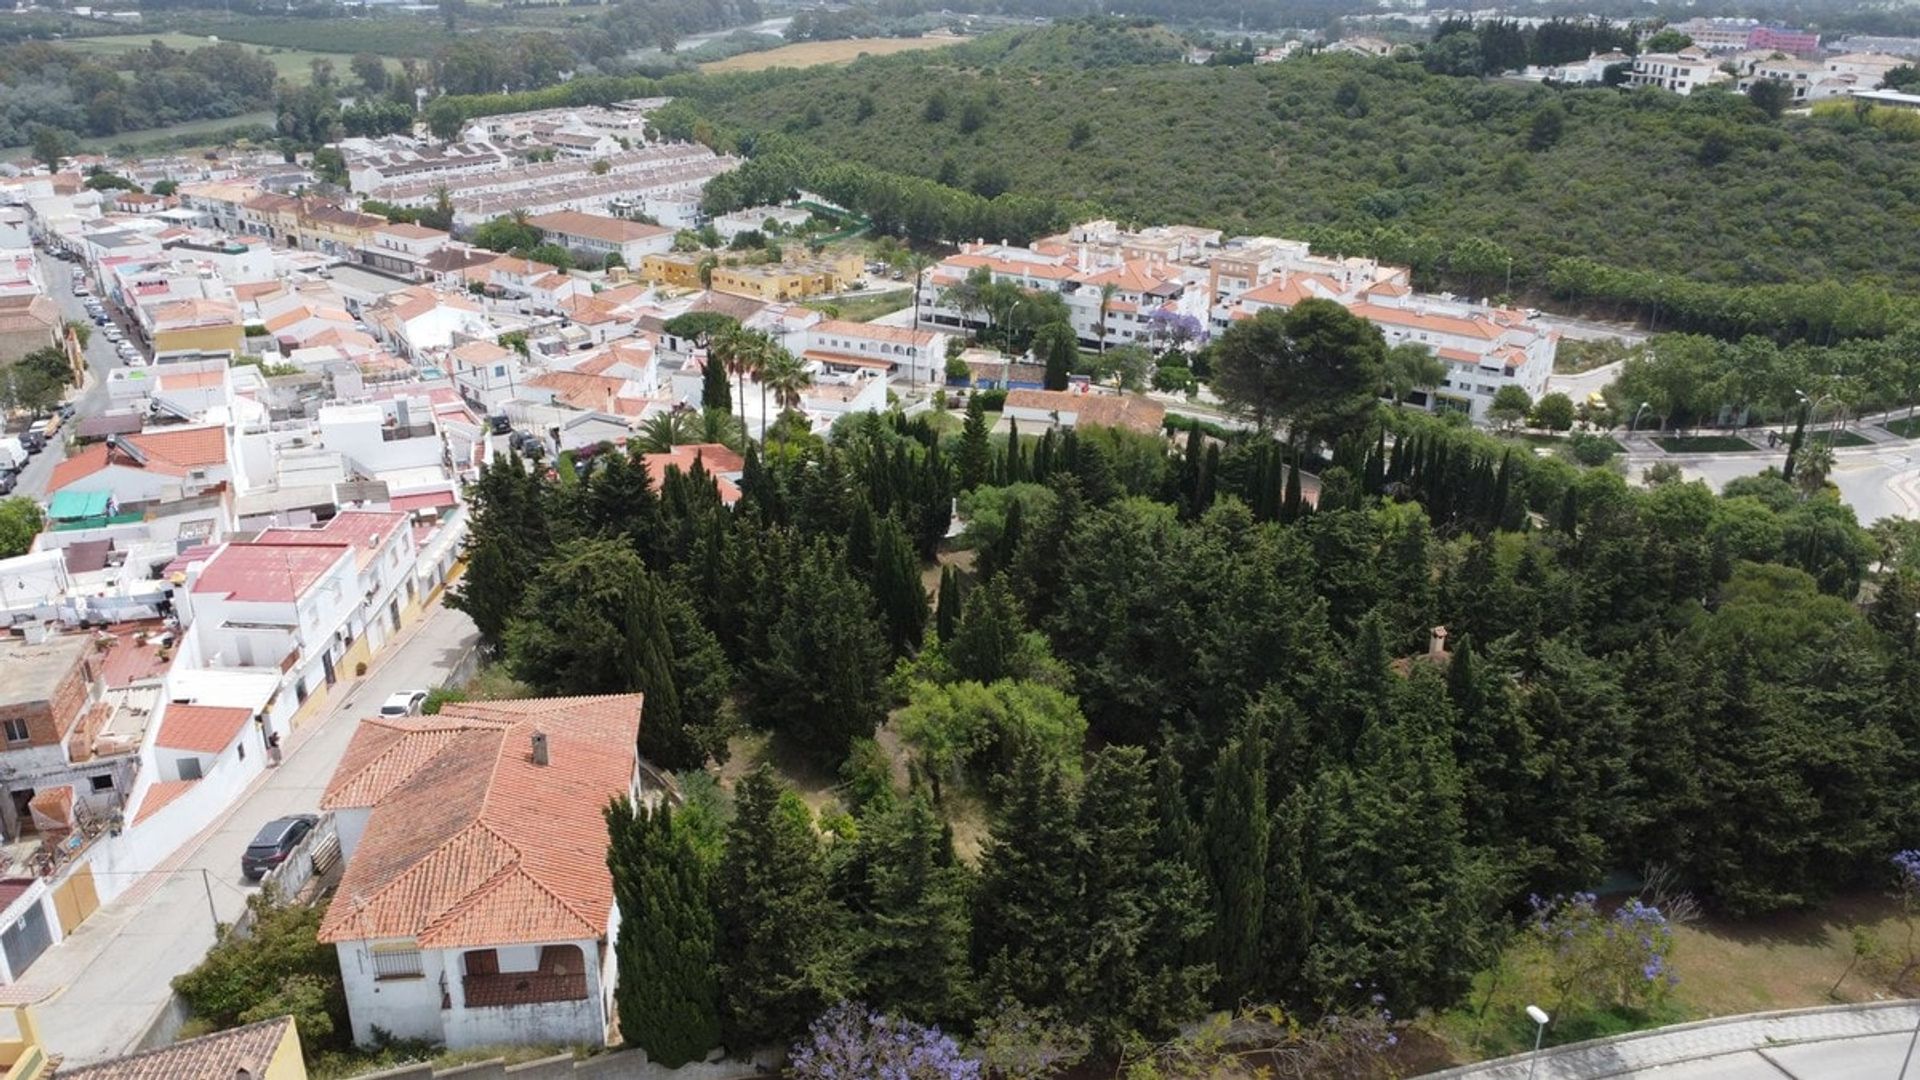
[240,814,319,881]
[379,690,428,717]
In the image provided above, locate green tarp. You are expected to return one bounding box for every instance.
[48,491,110,520]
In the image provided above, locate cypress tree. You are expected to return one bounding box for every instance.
[702,352,731,414]
[1556,485,1578,537]
[958,395,991,490]
[985,497,1023,579]
[852,793,974,1024]
[1005,418,1025,484]
[1205,717,1270,1006]
[974,741,1082,1010]
[745,541,891,763]
[715,768,847,1047]
[846,497,876,572]
[947,576,1026,684]
[1491,449,1514,532]
[1032,428,1055,483]
[1258,788,1314,1004]
[1365,428,1387,495]
[1281,450,1304,524]
[872,515,929,657]
[935,564,962,643]
[628,572,692,770]
[1198,444,1220,517]
[607,798,720,1067]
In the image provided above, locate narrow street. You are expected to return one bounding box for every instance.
[22,602,478,1067]
[15,249,126,498]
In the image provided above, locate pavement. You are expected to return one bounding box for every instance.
[13,249,132,499]
[21,601,478,1067]
[1424,1002,1920,1079]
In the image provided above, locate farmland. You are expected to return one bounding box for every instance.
[699,34,964,73]
[58,32,378,83]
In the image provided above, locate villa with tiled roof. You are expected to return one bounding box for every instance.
[317,695,646,1050]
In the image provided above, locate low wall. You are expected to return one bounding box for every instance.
[351,1050,767,1080]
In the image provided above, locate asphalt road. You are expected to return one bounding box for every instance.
[15,250,129,498]
[25,602,478,1067]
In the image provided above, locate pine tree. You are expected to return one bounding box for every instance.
[449,452,551,648]
[1556,485,1578,536]
[935,564,963,643]
[606,798,720,1067]
[1205,718,1270,1006]
[852,793,974,1024]
[715,767,847,1048]
[872,515,928,657]
[984,497,1023,579]
[846,497,876,572]
[947,576,1026,683]
[959,395,992,491]
[974,741,1083,1010]
[628,571,693,770]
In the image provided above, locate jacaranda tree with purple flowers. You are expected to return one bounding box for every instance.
[1889,851,1920,990]
[1527,892,1677,1021]
[788,1002,983,1080]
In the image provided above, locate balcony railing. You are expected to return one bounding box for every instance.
[461,972,587,1010]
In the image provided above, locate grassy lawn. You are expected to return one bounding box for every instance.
[1821,428,1874,448]
[1554,337,1639,375]
[1885,416,1920,439]
[0,110,276,164]
[60,32,374,82]
[1428,892,1920,1069]
[1653,434,1758,453]
[803,289,913,323]
[701,34,963,72]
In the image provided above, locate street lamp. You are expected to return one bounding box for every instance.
[1525,1004,1551,1080]
[1629,402,1650,434]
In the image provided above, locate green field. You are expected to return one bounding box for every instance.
[0,110,277,164]
[60,32,374,82]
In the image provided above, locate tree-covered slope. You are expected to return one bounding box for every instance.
[678,28,1920,290]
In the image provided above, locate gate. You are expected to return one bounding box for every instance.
[1,900,52,978]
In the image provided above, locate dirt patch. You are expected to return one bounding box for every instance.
[701,35,962,73]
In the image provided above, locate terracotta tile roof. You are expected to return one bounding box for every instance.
[1074,259,1171,293]
[812,319,937,347]
[642,444,743,504]
[150,298,240,331]
[127,426,228,470]
[155,704,253,754]
[529,370,628,412]
[528,210,671,246]
[47,443,111,492]
[59,1014,293,1080]
[318,696,642,948]
[1348,301,1501,340]
[0,294,58,334]
[377,222,447,240]
[132,778,198,825]
[450,340,512,367]
[1005,389,1167,435]
[946,252,1078,282]
[159,371,225,392]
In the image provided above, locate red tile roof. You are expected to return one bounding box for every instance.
[133,778,198,825]
[59,1015,294,1080]
[317,696,642,948]
[155,704,253,754]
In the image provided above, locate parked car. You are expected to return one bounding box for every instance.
[240,814,319,881]
[57,403,75,420]
[0,471,15,496]
[20,432,45,454]
[72,286,89,297]
[379,690,428,717]
[488,414,511,435]
[103,328,122,343]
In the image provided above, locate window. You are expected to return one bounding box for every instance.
[372,944,424,981]
[90,775,114,792]
[3,719,28,743]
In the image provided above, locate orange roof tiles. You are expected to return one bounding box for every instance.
[812,319,938,347]
[1005,389,1168,435]
[133,779,198,825]
[155,705,253,754]
[1348,301,1501,340]
[60,1015,294,1080]
[126,425,228,471]
[317,696,642,949]
[528,210,672,246]
[48,443,112,492]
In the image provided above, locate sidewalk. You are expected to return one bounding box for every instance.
[1423,1001,1920,1079]
[24,601,478,1067]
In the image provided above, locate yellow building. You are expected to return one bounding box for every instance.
[57,1013,306,1080]
[0,1008,47,1080]
[148,298,245,356]
[639,250,709,289]
[709,252,863,302]
[293,200,388,259]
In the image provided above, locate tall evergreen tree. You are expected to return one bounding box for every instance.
[450,451,551,648]
[1281,449,1305,524]
[958,395,992,491]
[715,768,848,1048]
[702,352,731,415]
[1205,717,1270,1005]
[947,575,1028,684]
[974,741,1083,1010]
[745,540,891,763]
[872,515,929,657]
[1005,418,1026,484]
[627,571,692,769]
[935,564,963,643]
[606,798,720,1067]
[852,793,974,1024]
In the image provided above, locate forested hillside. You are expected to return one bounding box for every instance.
[669,24,1920,293]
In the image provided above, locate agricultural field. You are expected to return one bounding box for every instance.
[58,32,373,83]
[168,14,455,58]
[700,33,963,72]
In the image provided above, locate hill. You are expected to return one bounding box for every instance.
[673,22,1920,293]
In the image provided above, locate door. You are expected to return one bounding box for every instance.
[2,901,53,977]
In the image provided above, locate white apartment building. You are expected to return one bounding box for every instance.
[1825,52,1911,87]
[1738,56,1854,102]
[526,210,674,266]
[1630,49,1733,94]
[804,319,951,388]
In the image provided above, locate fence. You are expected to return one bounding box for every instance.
[350,1049,770,1080]
[228,812,340,941]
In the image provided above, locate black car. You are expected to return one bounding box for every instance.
[241,813,318,881]
[0,471,15,496]
[20,433,45,454]
[488,414,511,435]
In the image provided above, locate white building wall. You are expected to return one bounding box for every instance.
[337,939,451,1046]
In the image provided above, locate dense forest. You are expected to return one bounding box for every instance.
[658,22,1920,303]
[0,38,276,147]
[446,299,1920,1071]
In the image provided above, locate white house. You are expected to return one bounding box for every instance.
[45,425,231,509]
[526,211,674,267]
[318,696,648,1051]
[803,319,950,388]
[1629,49,1733,94]
[1546,51,1629,83]
[177,538,361,716]
[1825,51,1911,87]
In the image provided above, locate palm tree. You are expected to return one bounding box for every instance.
[711,327,767,436]
[761,349,815,436]
[1096,281,1119,355]
[696,408,748,454]
[635,410,698,453]
[1383,342,1448,408]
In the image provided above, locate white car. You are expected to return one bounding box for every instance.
[378,690,428,717]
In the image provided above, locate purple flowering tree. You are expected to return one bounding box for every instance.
[1146,308,1205,354]
[1890,851,1920,990]
[789,1003,982,1080]
[1527,892,1677,1020]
